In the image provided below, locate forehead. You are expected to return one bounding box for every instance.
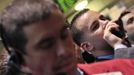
[75,10,101,30]
[85,11,101,20]
[122,13,134,21]
[23,9,64,40]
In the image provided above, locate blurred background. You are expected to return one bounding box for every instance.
[0,0,134,52]
[54,0,134,22]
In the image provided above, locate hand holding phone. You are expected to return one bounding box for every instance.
[110,20,125,38]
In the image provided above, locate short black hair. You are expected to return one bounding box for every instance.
[71,9,89,25]
[0,0,56,54]
[70,9,89,46]
[120,11,131,19]
[115,11,130,35]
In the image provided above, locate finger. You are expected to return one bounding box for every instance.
[105,22,119,32]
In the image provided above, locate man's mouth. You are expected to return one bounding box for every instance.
[53,61,73,71]
[52,59,75,74]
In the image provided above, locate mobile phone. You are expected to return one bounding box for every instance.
[112,20,131,47]
[110,20,125,38]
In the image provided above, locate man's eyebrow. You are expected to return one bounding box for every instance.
[99,15,109,20]
[99,15,105,19]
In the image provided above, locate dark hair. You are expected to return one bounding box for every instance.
[114,11,130,38]
[0,0,57,75]
[70,9,89,46]
[71,9,89,26]
[117,11,130,27]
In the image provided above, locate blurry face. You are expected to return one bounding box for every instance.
[76,10,113,50]
[121,12,134,35]
[23,8,77,75]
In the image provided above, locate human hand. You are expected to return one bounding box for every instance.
[103,21,126,48]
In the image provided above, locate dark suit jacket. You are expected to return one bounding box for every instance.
[115,47,134,58]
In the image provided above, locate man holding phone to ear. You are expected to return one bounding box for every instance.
[71,9,131,63]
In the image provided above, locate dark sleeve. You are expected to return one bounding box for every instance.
[114,47,134,58]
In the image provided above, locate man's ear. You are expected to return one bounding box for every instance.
[80,42,94,52]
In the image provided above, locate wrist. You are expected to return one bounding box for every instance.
[114,43,128,50]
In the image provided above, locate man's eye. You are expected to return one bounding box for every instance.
[91,21,99,32]
[39,39,55,50]
[99,15,107,20]
[41,42,54,49]
[127,17,134,25]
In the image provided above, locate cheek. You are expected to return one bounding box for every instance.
[63,33,75,51]
[125,25,134,32]
[94,28,104,37]
[24,52,56,72]
[89,33,106,49]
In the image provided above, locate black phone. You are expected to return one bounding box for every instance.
[110,20,125,38]
[112,20,131,47]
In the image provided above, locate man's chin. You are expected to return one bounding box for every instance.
[55,72,67,75]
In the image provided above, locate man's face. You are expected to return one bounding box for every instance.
[121,12,134,35]
[75,10,112,50]
[23,9,77,75]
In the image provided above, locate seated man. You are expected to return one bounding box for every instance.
[1,0,134,75]
[70,9,131,63]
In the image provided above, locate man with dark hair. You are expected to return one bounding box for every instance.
[0,0,79,75]
[70,9,131,63]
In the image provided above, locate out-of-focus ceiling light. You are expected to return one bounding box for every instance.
[74,0,88,11]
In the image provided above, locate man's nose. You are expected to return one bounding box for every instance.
[99,20,109,29]
[57,43,66,57]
